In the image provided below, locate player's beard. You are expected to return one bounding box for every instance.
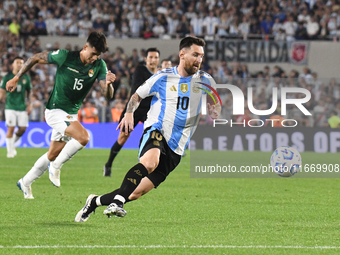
[184,62,201,75]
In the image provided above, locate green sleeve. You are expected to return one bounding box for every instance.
[0,75,8,90]
[97,59,108,81]
[48,49,69,67]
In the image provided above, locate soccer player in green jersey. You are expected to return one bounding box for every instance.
[0,57,32,158]
[6,32,116,199]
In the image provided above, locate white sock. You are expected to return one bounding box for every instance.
[53,139,84,169]
[96,196,102,206]
[23,153,50,186]
[6,137,13,154]
[13,134,20,143]
[114,195,126,204]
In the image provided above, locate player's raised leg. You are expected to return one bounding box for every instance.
[49,121,88,187]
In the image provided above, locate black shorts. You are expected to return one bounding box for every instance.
[119,105,148,127]
[139,127,181,187]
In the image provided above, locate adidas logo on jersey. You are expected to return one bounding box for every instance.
[169,85,177,91]
[127,178,137,185]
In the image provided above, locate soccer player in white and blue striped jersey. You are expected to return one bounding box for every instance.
[75,36,221,222]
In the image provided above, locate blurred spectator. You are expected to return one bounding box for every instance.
[216,12,230,38]
[203,11,219,36]
[229,19,240,36]
[9,18,20,38]
[176,15,191,37]
[129,12,143,37]
[327,15,338,36]
[190,15,204,37]
[92,17,105,33]
[283,14,298,41]
[272,17,283,37]
[160,59,172,69]
[35,16,47,36]
[78,15,93,38]
[29,94,42,122]
[298,8,311,24]
[93,90,107,108]
[313,100,328,127]
[152,21,165,38]
[56,13,67,36]
[310,72,323,93]
[319,19,329,39]
[107,14,116,38]
[115,86,129,102]
[45,13,58,36]
[238,16,250,39]
[273,5,286,23]
[111,99,125,122]
[328,110,340,128]
[306,15,320,39]
[166,13,180,37]
[141,20,153,39]
[261,15,274,35]
[299,67,313,84]
[81,101,99,123]
[185,5,197,20]
[263,66,271,79]
[295,21,308,40]
[65,15,79,36]
[275,28,286,41]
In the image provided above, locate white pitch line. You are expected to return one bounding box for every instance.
[1,245,340,249]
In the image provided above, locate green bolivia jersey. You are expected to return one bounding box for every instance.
[0,72,31,111]
[46,49,107,114]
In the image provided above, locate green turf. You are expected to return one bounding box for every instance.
[1,147,340,255]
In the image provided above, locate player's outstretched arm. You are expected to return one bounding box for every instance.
[100,70,115,100]
[6,52,49,92]
[116,92,142,135]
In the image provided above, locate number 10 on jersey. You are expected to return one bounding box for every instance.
[176,96,189,110]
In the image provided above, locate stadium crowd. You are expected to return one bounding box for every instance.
[1,0,340,41]
[1,0,340,128]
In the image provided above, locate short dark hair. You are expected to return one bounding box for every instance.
[13,56,24,62]
[179,36,205,51]
[145,47,160,57]
[161,59,171,63]
[87,31,108,53]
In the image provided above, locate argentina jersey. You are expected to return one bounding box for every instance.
[136,66,215,156]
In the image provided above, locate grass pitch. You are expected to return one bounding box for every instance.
[1,147,340,255]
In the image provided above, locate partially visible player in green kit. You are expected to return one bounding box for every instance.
[6,32,116,199]
[0,57,32,158]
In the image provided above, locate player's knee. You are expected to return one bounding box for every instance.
[78,132,90,146]
[129,192,142,201]
[117,133,129,144]
[47,151,58,161]
[141,160,159,174]
[16,129,26,136]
